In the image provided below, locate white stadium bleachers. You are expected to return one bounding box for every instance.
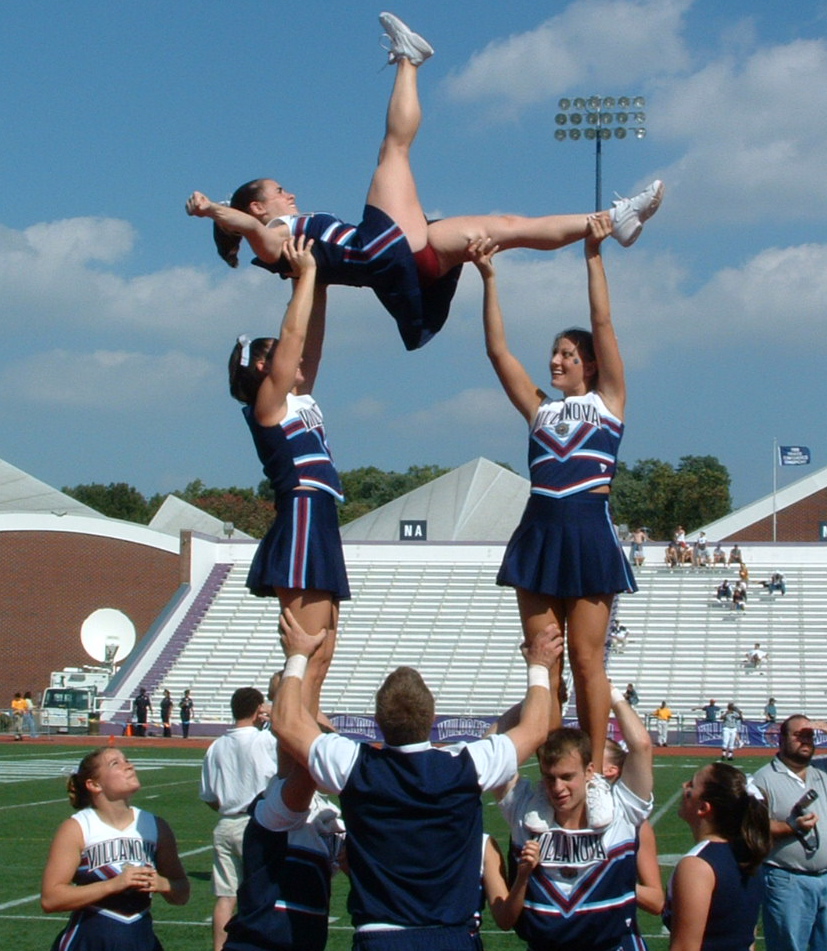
[609,561,827,724]
[103,536,827,728]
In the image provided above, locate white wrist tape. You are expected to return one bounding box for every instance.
[610,686,625,705]
[283,655,308,680]
[528,665,550,689]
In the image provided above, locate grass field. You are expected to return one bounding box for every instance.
[0,743,771,951]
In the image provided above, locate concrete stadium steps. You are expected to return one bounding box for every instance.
[607,564,827,724]
[146,560,530,719]
[120,549,825,725]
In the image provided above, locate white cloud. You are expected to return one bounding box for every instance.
[22,217,136,265]
[442,0,692,112]
[0,348,213,409]
[391,386,516,446]
[0,215,289,342]
[648,39,827,221]
[688,243,827,339]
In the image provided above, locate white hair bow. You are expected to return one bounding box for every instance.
[237,334,252,368]
[745,776,765,801]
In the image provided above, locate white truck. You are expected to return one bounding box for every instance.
[40,668,111,734]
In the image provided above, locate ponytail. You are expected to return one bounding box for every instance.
[701,762,770,874]
[66,748,108,810]
[212,179,269,269]
[228,336,277,404]
[737,793,772,874]
[214,223,241,268]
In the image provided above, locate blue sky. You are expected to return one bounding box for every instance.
[2,0,826,511]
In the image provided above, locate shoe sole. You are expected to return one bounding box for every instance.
[640,181,665,222]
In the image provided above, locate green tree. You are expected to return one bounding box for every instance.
[674,455,731,531]
[189,492,274,538]
[62,482,151,523]
[339,464,449,524]
[171,482,274,538]
[610,456,731,539]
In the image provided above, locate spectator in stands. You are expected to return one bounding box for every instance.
[739,562,750,586]
[693,531,710,567]
[715,579,732,603]
[764,697,777,723]
[728,543,743,565]
[272,609,562,949]
[712,542,727,566]
[470,212,638,828]
[227,238,346,735]
[610,620,629,653]
[664,761,769,951]
[761,571,787,596]
[603,735,665,915]
[653,701,672,747]
[624,683,640,708]
[745,642,768,670]
[694,699,720,723]
[132,687,152,738]
[665,542,679,568]
[630,527,648,567]
[160,689,173,738]
[495,685,654,949]
[732,582,747,611]
[200,687,278,951]
[720,703,743,760]
[179,689,194,739]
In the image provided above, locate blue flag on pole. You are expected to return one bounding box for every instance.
[778,446,811,466]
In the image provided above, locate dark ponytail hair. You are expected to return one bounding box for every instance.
[700,762,771,875]
[66,748,108,810]
[228,336,277,404]
[213,179,269,268]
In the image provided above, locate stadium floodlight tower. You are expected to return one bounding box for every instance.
[554,96,646,211]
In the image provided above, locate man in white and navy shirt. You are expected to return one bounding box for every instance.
[272,608,562,951]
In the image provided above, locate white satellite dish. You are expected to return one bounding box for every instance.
[81,608,136,666]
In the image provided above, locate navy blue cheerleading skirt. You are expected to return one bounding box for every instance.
[247,489,351,600]
[50,910,163,951]
[497,492,637,599]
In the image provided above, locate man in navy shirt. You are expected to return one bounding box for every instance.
[273,608,561,951]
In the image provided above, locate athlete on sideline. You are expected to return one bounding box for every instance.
[272,609,562,951]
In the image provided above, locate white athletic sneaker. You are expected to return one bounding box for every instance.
[585,773,614,829]
[380,12,434,66]
[610,179,664,248]
[523,810,553,835]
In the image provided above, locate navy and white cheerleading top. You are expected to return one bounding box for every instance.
[257,211,407,289]
[243,393,343,502]
[308,732,517,931]
[663,840,764,951]
[500,777,652,951]
[71,806,158,922]
[252,207,463,352]
[529,391,623,498]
